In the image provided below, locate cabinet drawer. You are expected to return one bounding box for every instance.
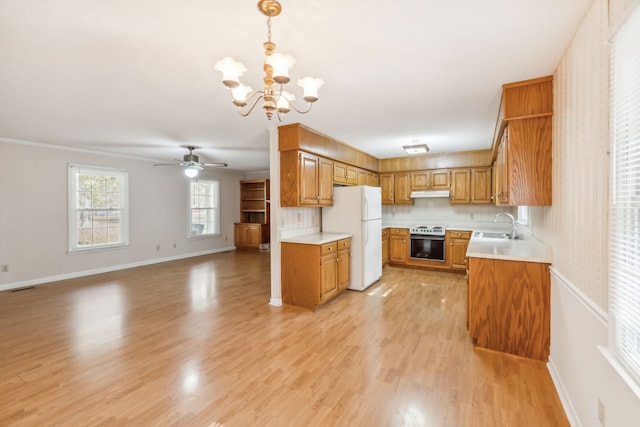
[321,242,338,256]
[390,228,409,236]
[338,238,351,250]
[447,230,472,239]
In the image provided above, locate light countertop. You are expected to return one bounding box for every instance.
[466,234,552,264]
[281,232,353,245]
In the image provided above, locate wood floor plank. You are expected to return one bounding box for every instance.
[0,251,569,426]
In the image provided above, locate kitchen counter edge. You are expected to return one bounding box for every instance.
[281,232,353,245]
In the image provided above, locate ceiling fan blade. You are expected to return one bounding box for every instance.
[201,162,228,167]
[153,163,181,166]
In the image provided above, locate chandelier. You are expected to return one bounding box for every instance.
[214,0,324,121]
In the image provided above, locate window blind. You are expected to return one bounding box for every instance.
[609,3,640,384]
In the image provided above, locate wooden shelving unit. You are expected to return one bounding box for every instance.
[235,179,270,249]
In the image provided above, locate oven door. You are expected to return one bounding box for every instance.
[410,235,446,262]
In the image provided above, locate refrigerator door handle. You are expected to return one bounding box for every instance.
[364,221,369,245]
[363,197,368,221]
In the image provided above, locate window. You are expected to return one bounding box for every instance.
[517,206,529,226]
[68,165,129,252]
[609,3,640,385]
[189,180,220,237]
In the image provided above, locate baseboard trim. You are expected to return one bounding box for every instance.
[547,357,582,427]
[0,246,237,292]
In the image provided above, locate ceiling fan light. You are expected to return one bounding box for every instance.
[184,166,199,178]
[214,57,247,88]
[266,52,295,84]
[298,77,324,103]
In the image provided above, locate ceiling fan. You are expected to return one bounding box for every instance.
[154,145,227,178]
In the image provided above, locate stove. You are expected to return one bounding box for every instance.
[409,225,446,236]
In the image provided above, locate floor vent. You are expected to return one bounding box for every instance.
[8,286,35,293]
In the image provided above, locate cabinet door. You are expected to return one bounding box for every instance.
[320,253,339,302]
[449,238,469,270]
[410,171,431,190]
[450,169,471,204]
[367,172,379,187]
[382,234,389,266]
[333,161,348,184]
[389,235,408,263]
[346,165,358,185]
[318,157,334,206]
[234,223,246,246]
[496,130,509,205]
[338,247,351,291]
[431,169,451,190]
[246,225,261,247]
[357,169,367,186]
[394,173,413,205]
[380,173,394,204]
[470,167,492,204]
[299,152,319,205]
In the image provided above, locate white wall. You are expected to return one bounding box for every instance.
[530,0,640,425]
[0,140,243,290]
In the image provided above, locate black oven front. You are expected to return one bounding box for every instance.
[410,234,446,262]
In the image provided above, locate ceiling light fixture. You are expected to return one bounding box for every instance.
[214,0,324,121]
[184,165,202,178]
[403,143,430,155]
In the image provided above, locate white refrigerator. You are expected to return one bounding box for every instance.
[322,185,382,291]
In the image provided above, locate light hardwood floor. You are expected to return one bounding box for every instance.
[0,250,569,426]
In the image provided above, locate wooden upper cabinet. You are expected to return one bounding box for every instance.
[450,169,471,204]
[493,76,553,206]
[333,161,348,184]
[502,76,553,119]
[470,167,492,204]
[280,150,333,207]
[497,118,552,206]
[333,162,357,185]
[393,172,413,205]
[410,169,450,191]
[357,169,367,186]
[367,171,379,187]
[318,157,334,206]
[380,173,394,204]
[299,152,320,205]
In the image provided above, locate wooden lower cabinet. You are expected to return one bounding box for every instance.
[447,230,471,270]
[467,257,550,361]
[382,228,389,267]
[234,223,268,249]
[281,238,351,310]
[389,228,409,264]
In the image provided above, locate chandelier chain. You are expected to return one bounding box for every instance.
[267,16,272,43]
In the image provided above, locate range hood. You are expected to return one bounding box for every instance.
[410,190,451,198]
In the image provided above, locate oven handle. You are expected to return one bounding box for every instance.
[410,235,445,241]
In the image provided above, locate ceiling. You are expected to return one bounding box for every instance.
[0,0,592,172]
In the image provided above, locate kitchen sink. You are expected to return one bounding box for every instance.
[473,231,520,240]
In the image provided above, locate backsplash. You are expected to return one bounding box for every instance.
[382,198,515,226]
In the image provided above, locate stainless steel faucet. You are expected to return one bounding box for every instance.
[494,212,518,239]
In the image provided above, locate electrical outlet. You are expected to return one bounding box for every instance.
[173,243,176,248]
[1,264,8,273]
[598,398,605,426]
[156,245,160,251]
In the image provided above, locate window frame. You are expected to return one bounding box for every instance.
[68,164,129,253]
[188,179,220,238]
[607,0,640,391]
